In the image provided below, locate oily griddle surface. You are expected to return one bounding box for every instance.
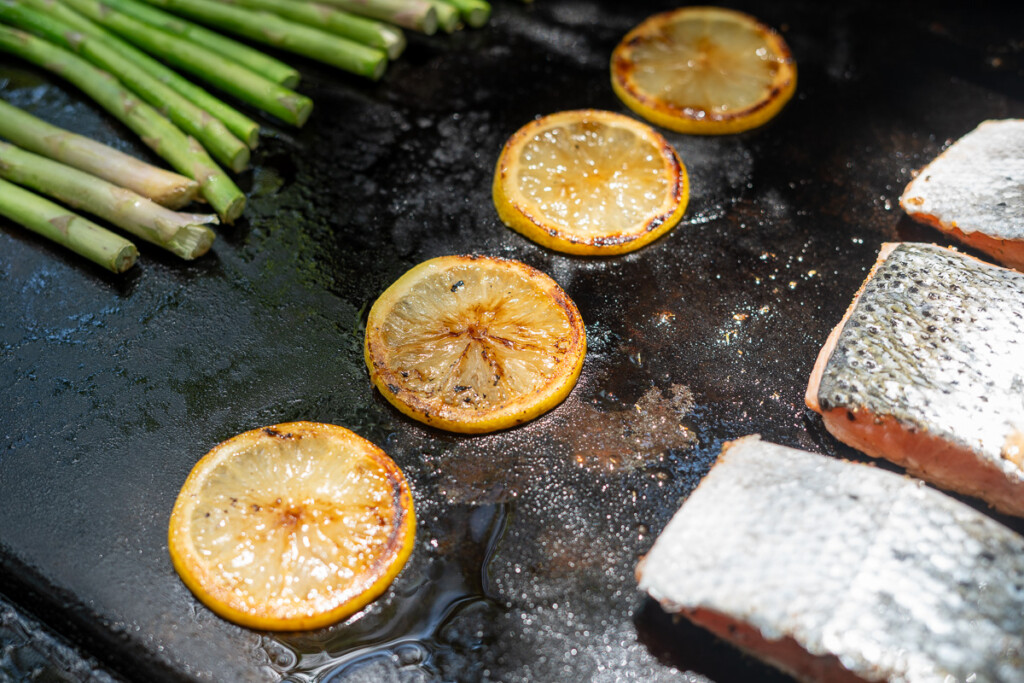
[1,1,1023,681]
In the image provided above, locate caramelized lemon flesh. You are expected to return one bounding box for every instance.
[365,255,586,433]
[493,110,688,255]
[611,7,797,134]
[168,422,415,631]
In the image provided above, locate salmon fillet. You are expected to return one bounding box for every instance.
[900,119,1024,271]
[806,242,1024,517]
[637,435,1024,683]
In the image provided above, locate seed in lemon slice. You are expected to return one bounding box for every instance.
[365,255,586,433]
[168,422,415,631]
[611,7,797,135]
[492,109,688,255]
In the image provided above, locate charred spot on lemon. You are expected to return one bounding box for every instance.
[492,110,688,255]
[611,7,797,135]
[365,255,586,433]
[167,422,415,631]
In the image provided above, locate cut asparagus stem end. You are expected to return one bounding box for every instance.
[428,0,459,32]
[166,222,216,259]
[227,144,250,173]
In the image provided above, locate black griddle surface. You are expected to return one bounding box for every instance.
[2,1,1023,681]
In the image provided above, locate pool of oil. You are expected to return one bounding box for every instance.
[2,1,1023,682]
[272,503,509,682]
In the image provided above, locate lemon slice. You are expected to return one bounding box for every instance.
[168,422,415,631]
[492,109,688,255]
[365,255,586,433]
[611,7,797,134]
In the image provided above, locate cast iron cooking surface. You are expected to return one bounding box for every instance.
[2,1,1023,681]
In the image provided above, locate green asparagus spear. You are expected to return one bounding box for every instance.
[0,177,137,272]
[439,0,488,28]
[0,0,249,172]
[424,0,457,32]
[0,141,216,259]
[0,24,245,222]
[24,0,260,149]
[218,0,405,59]
[0,99,199,208]
[81,0,300,88]
[313,0,436,34]
[61,0,313,126]
[135,0,388,80]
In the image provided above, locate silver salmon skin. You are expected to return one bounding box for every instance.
[900,119,1024,271]
[637,436,1024,683]
[806,242,1024,517]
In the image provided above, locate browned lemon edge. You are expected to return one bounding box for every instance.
[610,7,797,135]
[492,109,689,255]
[364,256,586,433]
[168,421,416,630]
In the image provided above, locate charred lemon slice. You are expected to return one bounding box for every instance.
[168,422,415,631]
[493,109,688,255]
[365,255,586,433]
[611,7,797,134]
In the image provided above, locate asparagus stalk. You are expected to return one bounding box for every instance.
[439,0,488,28]
[0,177,137,272]
[217,0,405,59]
[82,0,299,89]
[314,0,436,34]
[0,99,199,208]
[61,0,313,126]
[0,141,216,259]
[424,0,457,32]
[25,0,259,149]
[137,0,388,80]
[0,25,245,222]
[0,1,250,173]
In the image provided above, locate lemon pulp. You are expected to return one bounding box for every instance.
[494,110,688,255]
[169,422,415,630]
[612,7,796,134]
[365,255,586,432]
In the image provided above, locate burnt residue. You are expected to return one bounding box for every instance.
[2,1,1024,683]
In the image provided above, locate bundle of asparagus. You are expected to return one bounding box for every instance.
[0,142,218,260]
[0,105,219,269]
[0,0,495,271]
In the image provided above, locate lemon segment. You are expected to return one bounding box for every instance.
[365,255,586,433]
[493,110,688,255]
[168,422,415,631]
[611,7,797,134]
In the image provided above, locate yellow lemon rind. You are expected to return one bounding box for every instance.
[492,109,689,255]
[610,7,798,135]
[168,421,416,631]
[364,256,587,434]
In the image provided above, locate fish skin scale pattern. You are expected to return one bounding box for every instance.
[638,436,1024,683]
[902,119,1024,243]
[817,243,1024,472]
